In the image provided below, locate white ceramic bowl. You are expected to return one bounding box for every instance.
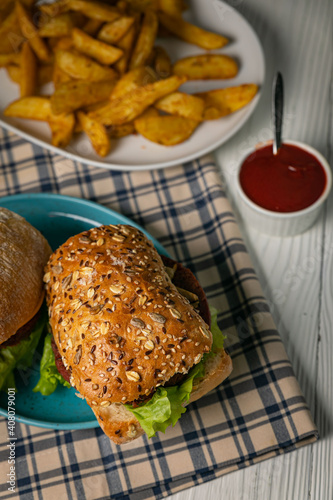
[235,140,332,237]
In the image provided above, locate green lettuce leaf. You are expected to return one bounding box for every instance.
[209,306,226,353]
[126,363,204,438]
[33,332,71,396]
[125,305,225,437]
[0,308,47,392]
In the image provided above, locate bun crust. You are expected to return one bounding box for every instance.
[188,349,232,404]
[0,208,52,344]
[93,347,232,444]
[44,225,213,409]
[92,403,145,445]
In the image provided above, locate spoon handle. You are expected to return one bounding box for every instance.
[273,72,284,155]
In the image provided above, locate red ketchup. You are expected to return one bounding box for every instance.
[239,143,327,212]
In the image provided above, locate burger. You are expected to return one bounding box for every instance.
[44,224,232,444]
[0,209,232,444]
[0,207,52,390]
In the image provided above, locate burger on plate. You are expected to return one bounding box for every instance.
[0,207,51,390]
[44,224,232,444]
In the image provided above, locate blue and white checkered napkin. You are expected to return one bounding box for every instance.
[0,128,318,500]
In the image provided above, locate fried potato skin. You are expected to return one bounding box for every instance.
[129,11,158,70]
[173,55,238,80]
[97,17,135,45]
[89,75,186,126]
[51,79,115,114]
[49,112,75,148]
[110,66,158,101]
[155,92,204,121]
[20,40,37,97]
[16,1,51,62]
[197,84,259,120]
[134,115,199,146]
[67,0,120,23]
[158,11,228,50]
[77,111,111,157]
[0,9,22,55]
[4,96,52,120]
[55,49,118,81]
[72,27,123,66]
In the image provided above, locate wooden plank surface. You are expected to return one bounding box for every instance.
[170,0,332,498]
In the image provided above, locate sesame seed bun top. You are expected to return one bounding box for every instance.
[44,224,213,407]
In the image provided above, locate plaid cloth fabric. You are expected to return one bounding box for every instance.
[0,128,318,500]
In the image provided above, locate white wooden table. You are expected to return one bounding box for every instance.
[170,0,333,498]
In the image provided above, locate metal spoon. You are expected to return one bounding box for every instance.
[272,72,284,155]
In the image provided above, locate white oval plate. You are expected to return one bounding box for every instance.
[0,0,265,171]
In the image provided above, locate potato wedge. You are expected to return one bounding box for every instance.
[49,111,75,148]
[38,13,74,38]
[152,46,171,79]
[196,84,259,120]
[0,9,23,54]
[51,79,115,114]
[158,0,184,17]
[20,40,37,96]
[110,66,157,100]
[16,1,51,62]
[50,36,74,52]
[82,18,103,36]
[4,96,52,120]
[68,0,120,23]
[108,122,135,138]
[97,17,135,45]
[55,49,117,81]
[72,28,123,66]
[89,74,186,125]
[116,1,127,13]
[52,61,72,88]
[158,12,228,50]
[82,100,109,113]
[6,64,21,83]
[155,92,204,121]
[129,11,158,70]
[134,115,199,145]
[114,22,137,75]
[0,1,14,25]
[136,106,159,119]
[39,1,69,17]
[77,111,111,157]
[0,52,21,66]
[108,107,159,139]
[37,64,54,86]
[173,54,238,80]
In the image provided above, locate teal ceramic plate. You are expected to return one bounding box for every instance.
[0,193,169,430]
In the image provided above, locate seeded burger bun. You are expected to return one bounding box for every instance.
[44,224,232,444]
[0,207,52,348]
